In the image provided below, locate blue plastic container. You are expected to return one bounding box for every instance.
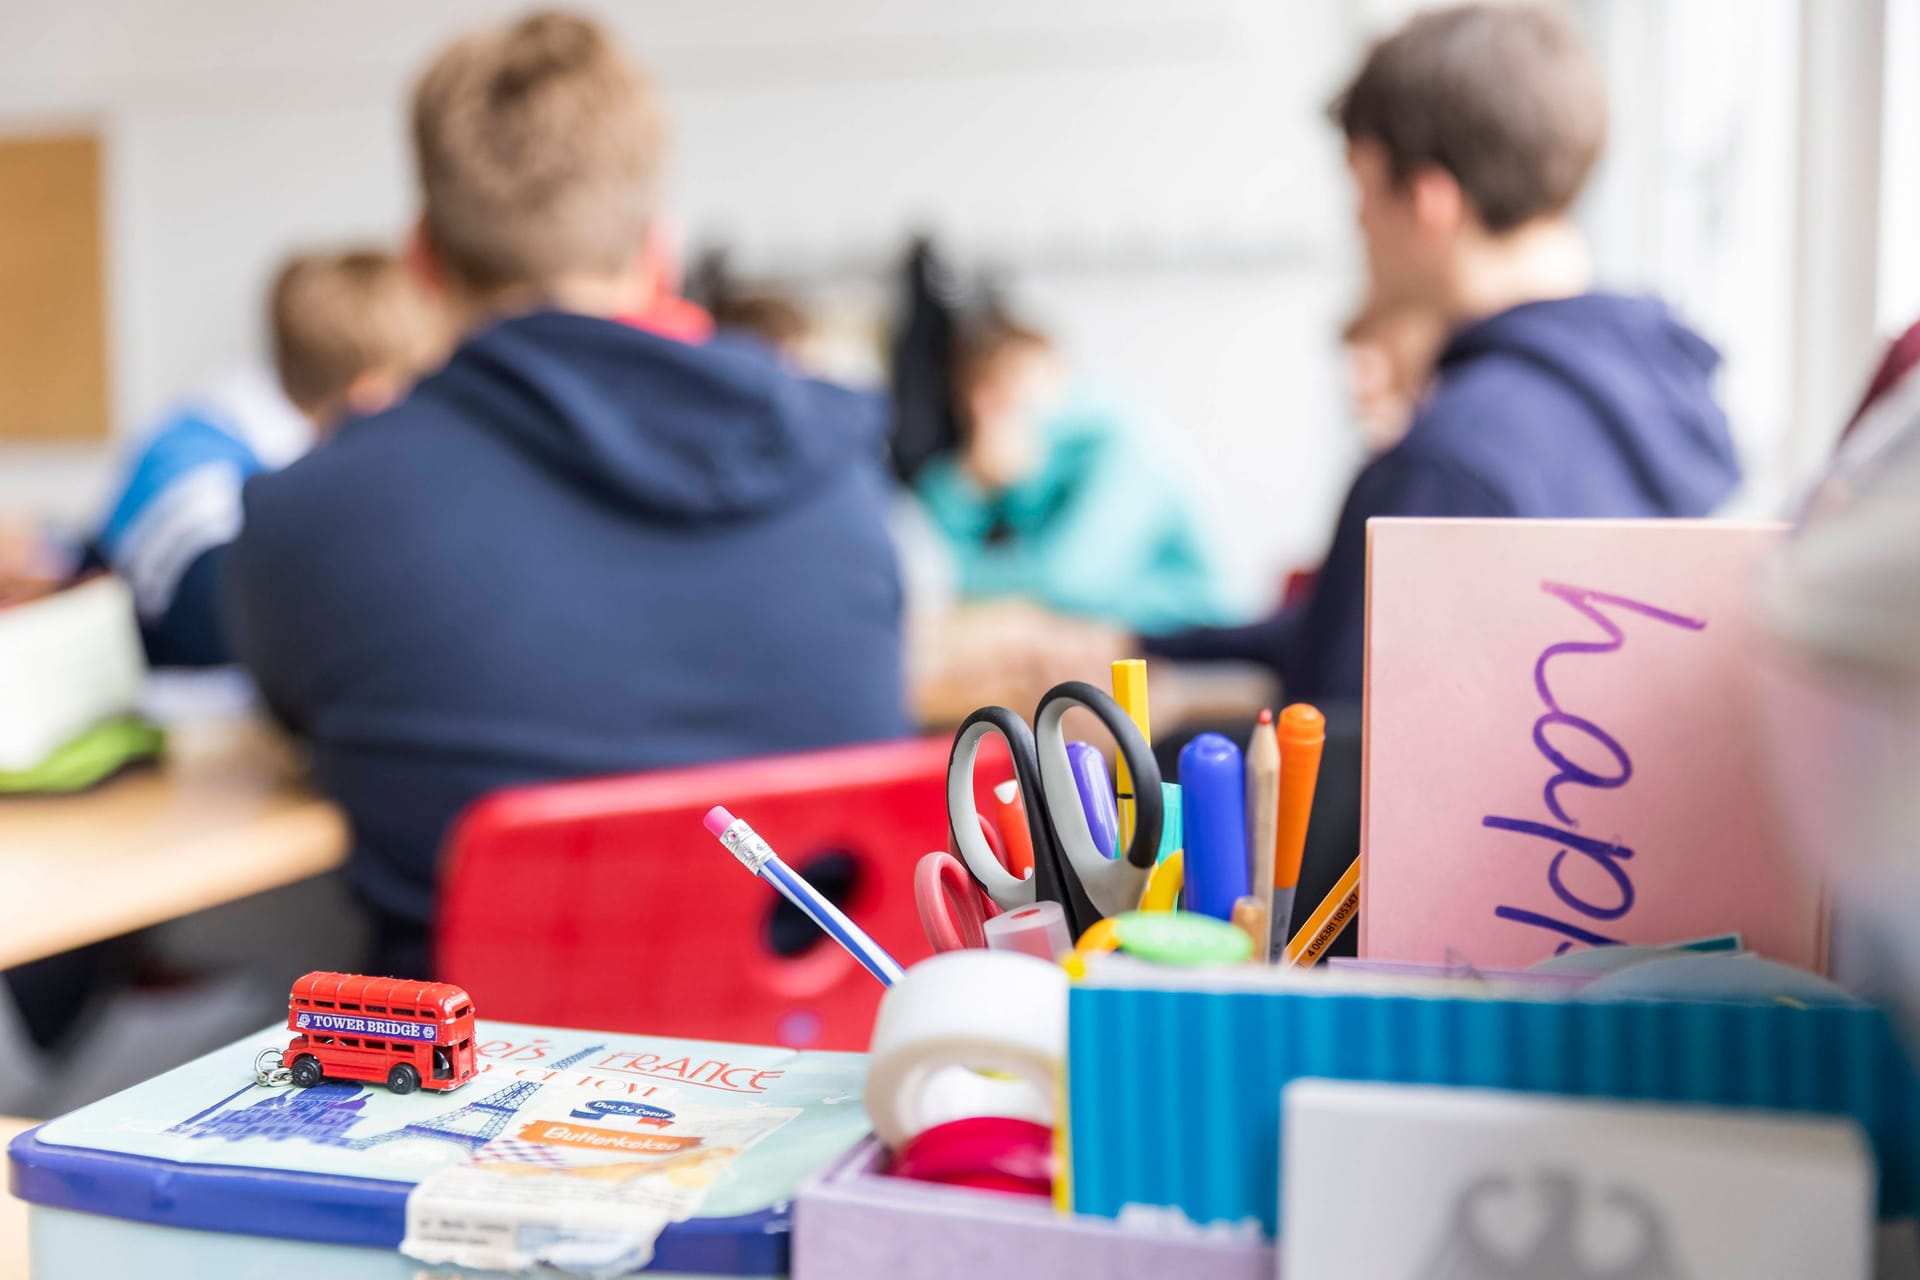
[8,1021,870,1278]
[1067,958,1920,1237]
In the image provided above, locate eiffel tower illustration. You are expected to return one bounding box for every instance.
[345,1042,604,1154]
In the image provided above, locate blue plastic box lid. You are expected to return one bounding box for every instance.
[8,1021,871,1274]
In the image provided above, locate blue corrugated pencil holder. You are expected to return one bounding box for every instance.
[1067,959,1920,1237]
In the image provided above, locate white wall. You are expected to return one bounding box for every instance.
[0,0,1372,606]
[6,1,1884,584]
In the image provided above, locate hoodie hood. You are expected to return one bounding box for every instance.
[1438,293,1739,514]
[424,310,885,522]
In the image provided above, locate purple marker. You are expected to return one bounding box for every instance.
[1066,740,1121,859]
[704,806,904,985]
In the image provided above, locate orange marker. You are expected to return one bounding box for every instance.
[1267,703,1325,962]
[993,779,1037,880]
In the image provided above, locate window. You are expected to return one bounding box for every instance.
[340,1002,361,1012]
[1574,0,1804,502]
[314,1000,335,1009]
[1881,0,1920,332]
[451,1005,472,1019]
[363,1039,386,1052]
[366,1005,387,1014]
[339,1036,360,1048]
[315,1035,335,1046]
[392,1007,416,1018]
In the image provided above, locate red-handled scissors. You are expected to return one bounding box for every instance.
[916,851,1000,952]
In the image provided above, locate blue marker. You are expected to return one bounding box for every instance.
[1066,740,1121,858]
[1178,734,1249,921]
[706,806,904,985]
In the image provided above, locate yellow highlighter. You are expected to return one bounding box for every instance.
[1061,916,1124,980]
[1139,849,1184,912]
[1111,659,1151,849]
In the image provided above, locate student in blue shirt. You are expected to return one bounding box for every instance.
[913,316,1231,635]
[97,250,444,666]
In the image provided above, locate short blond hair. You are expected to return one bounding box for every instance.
[412,11,664,295]
[269,249,443,416]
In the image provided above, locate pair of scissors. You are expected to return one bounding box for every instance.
[945,681,1164,941]
[915,812,1014,953]
[916,850,998,951]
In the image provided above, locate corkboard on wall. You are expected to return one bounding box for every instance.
[0,133,108,441]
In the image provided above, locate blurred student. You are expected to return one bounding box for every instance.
[224,12,909,974]
[711,289,811,362]
[97,250,443,666]
[0,518,67,603]
[1341,299,1444,457]
[1149,3,1739,700]
[912,315,1229,634]
[1254,300,1446,617]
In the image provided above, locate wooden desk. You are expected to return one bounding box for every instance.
[1,1115,31,1280]
[0,718,347,970]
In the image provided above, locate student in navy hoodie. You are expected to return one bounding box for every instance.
[1148,3,1741,701]
[224,13,909,974]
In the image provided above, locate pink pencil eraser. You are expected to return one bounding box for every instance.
[703,806,737,838]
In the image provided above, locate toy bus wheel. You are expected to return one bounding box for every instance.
[387,1064,420,1095]
[289,1055,323,1088]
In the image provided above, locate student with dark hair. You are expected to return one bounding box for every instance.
[911,314,1229,634]
[1149,3,1740,700]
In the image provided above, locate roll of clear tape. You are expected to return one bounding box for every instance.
[864,950,1068,1151]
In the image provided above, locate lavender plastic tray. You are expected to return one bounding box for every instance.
[792,1138,1273,1280]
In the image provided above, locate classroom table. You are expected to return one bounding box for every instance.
[0,717,347,970]
[0,1115,29,1280]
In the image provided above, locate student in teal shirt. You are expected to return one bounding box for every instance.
[912,317,1229,634]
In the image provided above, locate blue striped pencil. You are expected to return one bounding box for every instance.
[704,805,905,985]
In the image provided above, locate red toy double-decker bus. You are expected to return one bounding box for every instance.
[282,972,479,1094]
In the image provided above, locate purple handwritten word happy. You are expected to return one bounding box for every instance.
[1483,582,1707,955]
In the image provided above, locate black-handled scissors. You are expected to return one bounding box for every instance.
[945,680,1164,941]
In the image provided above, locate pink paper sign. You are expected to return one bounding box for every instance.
[1361,519,1827,970]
